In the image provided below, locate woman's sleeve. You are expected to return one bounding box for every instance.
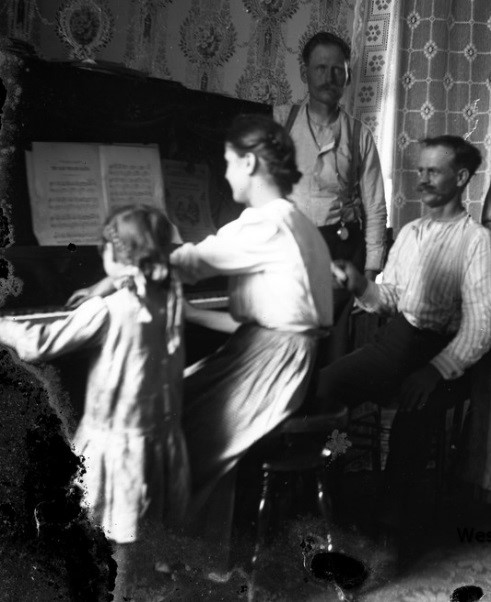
[0,297,109,362]
[170,216,282,282]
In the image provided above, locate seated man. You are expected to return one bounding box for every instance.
[313,135,491,531]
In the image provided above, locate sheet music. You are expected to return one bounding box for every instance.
[28,142,106,245]
[26,142,171,246]
[100,144,165,213]
[162,159,216,243]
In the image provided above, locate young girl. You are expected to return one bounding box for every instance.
[170,114,334,564]
[0,206,189,599]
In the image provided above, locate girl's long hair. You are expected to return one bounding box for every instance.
[100,205,172,281]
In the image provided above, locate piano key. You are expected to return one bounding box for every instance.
[187,295,229,310]
[0,309,72,324]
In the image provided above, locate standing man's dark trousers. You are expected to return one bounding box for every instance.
[318,223,366,363]
[314,313,469,526]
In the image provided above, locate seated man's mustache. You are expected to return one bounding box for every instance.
[417,184,436,192]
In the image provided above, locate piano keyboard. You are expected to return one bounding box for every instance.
[0,292,229,324]
[186,294,228,309]
[0,307,72,324]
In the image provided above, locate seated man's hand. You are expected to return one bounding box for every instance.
[398,364,443,412]
[332,260,368,297]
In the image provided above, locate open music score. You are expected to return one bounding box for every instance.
[26,142,165,246]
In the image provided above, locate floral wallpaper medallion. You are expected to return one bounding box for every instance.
[242,0,299,22]
[235,0,300,103]
[124,0,174,77]
[236,64,291,104]
[4,0,39,49]
[56,0,114,62]
[179,0,236,91]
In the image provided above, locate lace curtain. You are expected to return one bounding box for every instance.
[388,0,491,232]
[347,0,402,229]
[350,0,491,232]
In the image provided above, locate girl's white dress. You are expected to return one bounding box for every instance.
[0,276,189,543]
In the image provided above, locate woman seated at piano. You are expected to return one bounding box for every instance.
[169,114,334,536]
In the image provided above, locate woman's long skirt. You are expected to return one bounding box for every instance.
[183,323,318,518]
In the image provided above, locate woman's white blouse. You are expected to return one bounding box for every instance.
[171,199,333,332]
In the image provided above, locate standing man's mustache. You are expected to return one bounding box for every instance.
[417,184,436,193]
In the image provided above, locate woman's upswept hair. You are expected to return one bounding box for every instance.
[100,205,173,279]
[225,114,302,196]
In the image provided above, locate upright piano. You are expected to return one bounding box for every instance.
[0,44,271,419]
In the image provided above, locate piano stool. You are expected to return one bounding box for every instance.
[250,407,349,571]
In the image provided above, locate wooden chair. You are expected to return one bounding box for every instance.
[250,408,349,571]
[434,397,468,512]
[249,334,349,570]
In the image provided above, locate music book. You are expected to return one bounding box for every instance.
[25,142,169,246]
[161,159,216,244]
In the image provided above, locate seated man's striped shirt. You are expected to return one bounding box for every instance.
[358,212,491,379]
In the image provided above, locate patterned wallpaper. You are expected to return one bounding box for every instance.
[3,0,490,231]
[1,0,397,215]
[3,0,355,104]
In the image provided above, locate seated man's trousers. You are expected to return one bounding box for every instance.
[314,313,469,505]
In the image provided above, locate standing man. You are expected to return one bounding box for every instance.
[274,31,387,287]
[314,135,491,533]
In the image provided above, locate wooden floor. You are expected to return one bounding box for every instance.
[113,469,491,601]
